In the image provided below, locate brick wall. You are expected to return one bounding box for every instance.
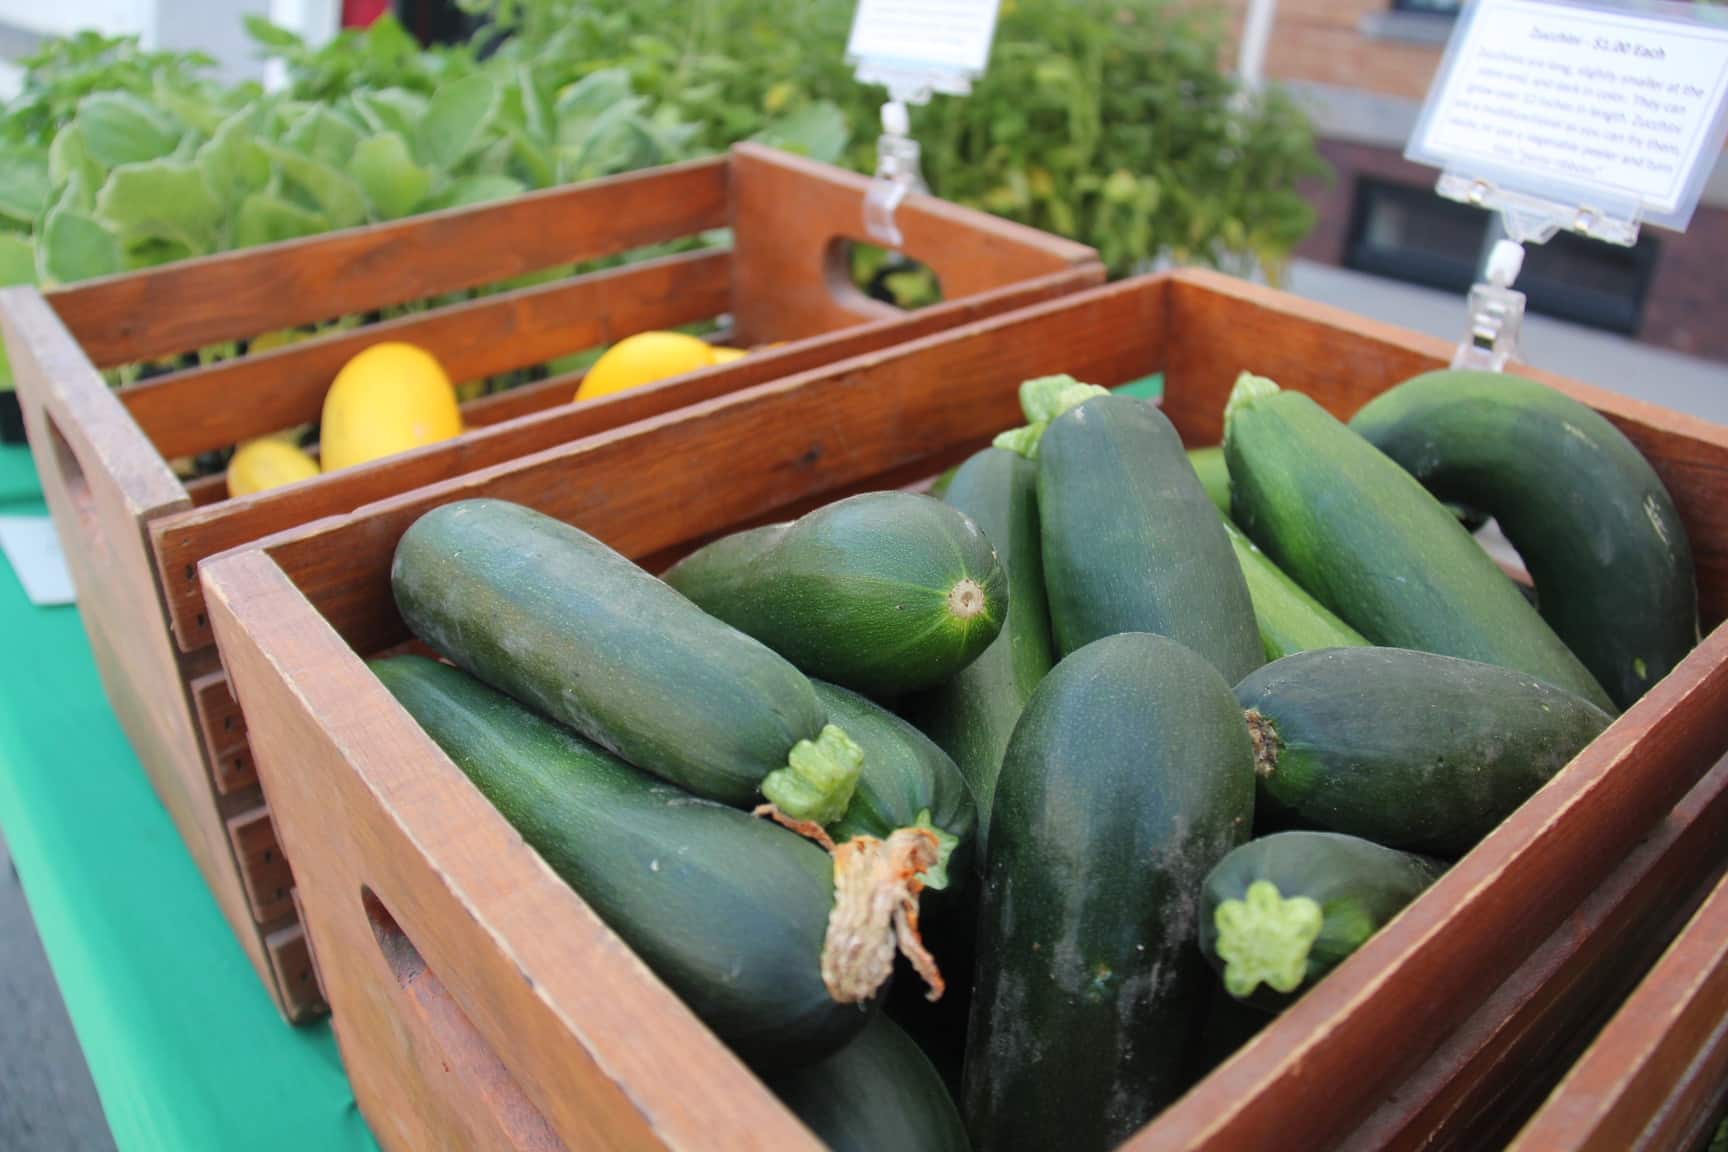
[1219,0,1447,99]
[1298,140,1728,363]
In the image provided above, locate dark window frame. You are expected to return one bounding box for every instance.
[1343,176,1663,335]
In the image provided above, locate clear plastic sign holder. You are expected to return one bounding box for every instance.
[846,1,1001,247]
[1406,0,1728,372]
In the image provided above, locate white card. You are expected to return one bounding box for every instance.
[1408,0,1728,230]
[0,516,75,606]
[846,0,1000,80]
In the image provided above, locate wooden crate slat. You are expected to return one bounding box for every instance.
[227,804,296,925]
[1339,754,1728,1151]
[189,670,257,795]
[121,248,734,461]
[148,268,1101,653]
[51,157,732,368]
[1509,841,1728,1151]
[267,918,328,1024]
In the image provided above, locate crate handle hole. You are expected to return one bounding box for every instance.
[823,239,943,319]
[359,886,567,1151]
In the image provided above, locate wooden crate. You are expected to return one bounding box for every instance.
[201,270,1728,1149]
[1507,789,1728,1152]
[0,143,1099,1023]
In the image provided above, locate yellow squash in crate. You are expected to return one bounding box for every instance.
[226,438,321,496]
[322,343,463,471]
[575,332,721,402]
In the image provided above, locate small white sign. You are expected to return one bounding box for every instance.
[0,515,74,606]
[846,0,1001,81]
[1408,0,1728,230]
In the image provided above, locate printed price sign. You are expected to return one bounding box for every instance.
[846,0,1001,91]
[1408,0,1728,231]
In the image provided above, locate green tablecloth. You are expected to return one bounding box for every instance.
[0,444,378,1152]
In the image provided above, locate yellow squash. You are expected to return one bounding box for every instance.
[226,438,320,497]
[575,331,718,402]
[321,343,463,472]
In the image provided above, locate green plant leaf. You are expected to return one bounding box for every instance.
[352,88,428,138]
[351,132,431,220]
[197,108,272,210]
[752,102,848,163]
[555,68,633,123]
[0,150,52,225]
[258,141,367,229]
[77,92,182,167]
[507,130,554,189]
[243,14,306,52]
[0,233,36,286]
[233,193,329,248]
[96,160,222,255]
[38,208,120,285]
[49,125,107,194]
[424,174,526,211]
[415,73,498,170]
[284,106,361,166]
[151,78,230,136]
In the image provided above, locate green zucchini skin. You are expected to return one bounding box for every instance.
[391,499,830,808]
[1237,647,1612,856]
[1223,518,1368,661]
[1351,369,1698,710]
[370,655,864,1067]
[664,491,1009,697]
[767,1013,971,1152]
[1225,383,1615,712]
[904,447,1054,857]
[1189,445,1231,515]
[1040,396,1263,684]
[1198,831,1444,1010]
[816,680,977,885]
[659,522,787,605]
[963,633,1256,1150]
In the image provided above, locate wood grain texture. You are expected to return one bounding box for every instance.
[728,142,1096,344]
[50,158,732,368]
[227,804,296,925]
[1340,755,1728,1152]
[1509,828,1728,1151]
[200,270,1728,1147]
[204,549,821,1151]
[0,286,296,1016]
[148,266,1100,653]
[120,249,733,461]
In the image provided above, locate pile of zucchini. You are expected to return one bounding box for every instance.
[374,365,1697,1151]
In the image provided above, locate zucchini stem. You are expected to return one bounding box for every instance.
[992,376,1109,459]
[1223,372,1281,432]
[760,724,864,826]
[1214,880,1324,998]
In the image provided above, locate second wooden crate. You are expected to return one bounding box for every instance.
[0,142,1098,1021]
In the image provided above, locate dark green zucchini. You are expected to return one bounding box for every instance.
[766,1013,971,1152]
[1039,395,1263,684]
[816,680,976,891]
[904,447,1054,857]
[1223,518,1368,661]
[391,499,860,824]
[664,491,1008,697]
[1351,369,1699,709]
[963,633,1256,1150]
[1237,647,1612,856]
[659,522,787,605]
[1224,375,1614,712]
[370,655,864,1067]
[1198,831,1444,1010]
